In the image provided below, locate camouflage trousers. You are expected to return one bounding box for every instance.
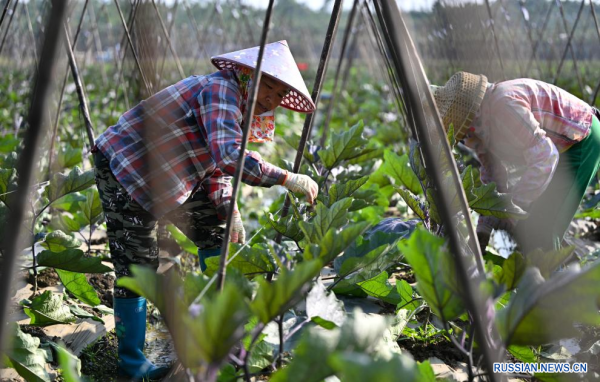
[93,150,225,298]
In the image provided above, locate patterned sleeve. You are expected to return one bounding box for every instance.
[197,78,287,190]
[202,168,238,221]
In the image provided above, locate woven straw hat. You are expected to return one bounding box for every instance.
[430,72,488,141]
[211,40,315,113]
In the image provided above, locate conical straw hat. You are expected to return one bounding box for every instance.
[430,72,488,141]
[211,40,315,113]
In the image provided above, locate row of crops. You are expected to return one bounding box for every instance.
[1,1,600,381]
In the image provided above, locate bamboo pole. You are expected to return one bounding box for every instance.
[0,0,18,58]
[0,0,67,353]
[151,0,185,79]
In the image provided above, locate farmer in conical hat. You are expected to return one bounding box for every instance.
[92,40,318,380]
[431,72,600,254]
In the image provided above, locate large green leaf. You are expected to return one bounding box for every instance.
[306,280,345,329]
[398,229,465,320]
[328,176,369,206]
[525,246,574,279]
[357,271,401,305]
[183,284,250,366]
[44,167,95,204]
[396,279,422,311]
[50,193,87,213]
[56,270,101,306]
[499,252,526,291]
[37,249,111,273]
[53,213,82,233]
[497,264,600,346]
[4,323,51,382]
[319,121,368,170]
[80,188,103,227]
[298,198,353,243]
[0,168,17,205]
[395,187,426,221]
[57,145,83,169]
[304,222,371,264]
[265,213,304,243]
[380,150,422,195]
[204,243,276,278]
[165,224,197,255]
[251,259,323,324]
[461,166,526,219]
[24,291,77,326]
[329,352,435,382]
[55,343,82,382]
[271,309,393,382]
[40,231,81,253]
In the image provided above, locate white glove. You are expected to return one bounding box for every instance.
[231,211,246,243]
[282,172,319,204]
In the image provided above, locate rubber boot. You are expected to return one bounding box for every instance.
[114,297,170,380]
[198,248,221,272]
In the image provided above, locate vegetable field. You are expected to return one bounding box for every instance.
[1,0,600,381]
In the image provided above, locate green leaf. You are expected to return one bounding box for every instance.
[446,123,456,148]
[305,222,371,264]
[574,208,600,219]
[395,187,426,221]
[283,133,317,163]
[265,213,304,243]
[251,259,322,324]
[246,339,275,373]
[380,150,422,195]
[399,229,465,320]
[54,213,81,233]
[409,140,427,183]
[57,145,83,169]
[497,264,600,346]
[40,231,81,253]
[69,305,104,324]
[357,271,401,305]
[204,243,276,278]
[306,280,345,329]
[461,166,527,219]
[499,252,526,291]
[328,176,369,205]
[183,284,250,366]
[396,279,421,311]
[298,198,353,243]
[525,247,574,279]
[0,168,17,205]
[50,193,87,213]
[329,352,433,382]
[5,323,51,382]
[80,188,103,227]
[0,134,19,154]
[24,291,77,326]
[54,344,82,381]
[56,270,101,306]
[37,249,111,273]
[165,224,197,254]
[508,345,538,363]
[319,121,368,170]
[43,167,95,204]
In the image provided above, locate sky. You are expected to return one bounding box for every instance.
[242,0,437,12]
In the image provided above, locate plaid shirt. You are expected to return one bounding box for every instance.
[468,79,594,233]
[95,70,287,219]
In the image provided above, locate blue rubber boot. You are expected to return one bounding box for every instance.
[114,297,170,380]
[198,248,221,272]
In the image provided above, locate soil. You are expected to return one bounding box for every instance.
[80,330,119,382]
[27,268,60,288]
[399,336,468,367]
[87,273,115,308]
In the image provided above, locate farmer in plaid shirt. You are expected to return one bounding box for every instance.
[431,72,600,255]
[92,41,318,380]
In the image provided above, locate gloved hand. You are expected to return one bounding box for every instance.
[231,211,246,243]
[282,172,319,204]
